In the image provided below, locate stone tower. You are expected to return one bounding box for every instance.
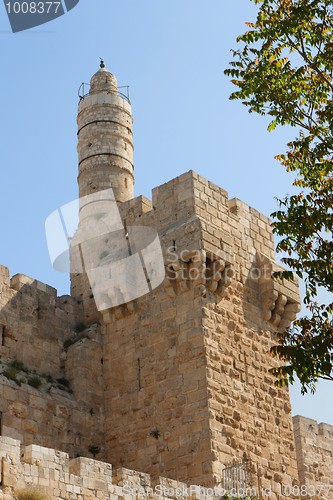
[1,63,333,499]
[76,60,134,202]
[71,61,134,322]
[99,174,301,493]
[72,64,301,494]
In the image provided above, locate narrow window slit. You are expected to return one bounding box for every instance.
[137,358,142,390]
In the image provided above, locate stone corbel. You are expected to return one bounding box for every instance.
[205,252,234,297]
[257,253,301,331]
[102,301,136,323]
[165,249,234,298]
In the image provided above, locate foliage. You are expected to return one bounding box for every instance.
[63,336,76,349]
[63,332,88,350]
[88,444,101,458]
[149,428,161,439]
[15,487,48,500]
[3,360,29,385]
[64,324,91,350]
[225,0,333,392]
[3,366,20,385]
[74,322,87,333]
[10,359,28,372]
[27,375,42,389]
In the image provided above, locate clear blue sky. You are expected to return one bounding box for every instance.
[0,0,331,425]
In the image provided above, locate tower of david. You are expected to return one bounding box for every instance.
[0,63,332,500]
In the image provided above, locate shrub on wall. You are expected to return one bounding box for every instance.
[27,376,42,389]
[15,486,49,500]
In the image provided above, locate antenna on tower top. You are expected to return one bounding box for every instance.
[100,58,105,69]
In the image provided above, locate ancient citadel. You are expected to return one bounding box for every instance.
[0,63,332,499]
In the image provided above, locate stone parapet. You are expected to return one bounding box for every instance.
[293,415,333,499]
[0,267,78,378]
[0,437,212,499]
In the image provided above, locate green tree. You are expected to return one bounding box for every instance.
[225,0,333,393]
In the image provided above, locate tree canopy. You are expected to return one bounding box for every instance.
[225,0,333,393]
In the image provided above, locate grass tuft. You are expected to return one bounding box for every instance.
[27,376,42,389]
[15,486,49,500]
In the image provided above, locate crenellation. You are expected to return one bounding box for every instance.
[0,437,216,499]
[293,416,333,497]
[0,270,77,376]
[10,273,57,297]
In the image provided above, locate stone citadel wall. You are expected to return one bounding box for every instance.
[0,266,104,459]
[0,420,332,499]
[0,171,332,499]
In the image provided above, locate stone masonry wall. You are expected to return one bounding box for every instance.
[101,173,214,486]
[0,266,75,378]
[0,425,332,500]
[0,266,105,460]
[198,180,300,495]
[0,378,103,462]
[293,415,333,499]
[100,171,301,495]
[0,436,215,499]
[102,283,213,486]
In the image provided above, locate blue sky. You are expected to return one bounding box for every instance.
[0,0,332,425]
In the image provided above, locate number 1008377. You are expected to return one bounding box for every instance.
[5,2,61,14]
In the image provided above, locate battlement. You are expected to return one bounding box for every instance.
[1,265,63,301]
[10,273,57,298]
[293,415,333,441]
[0,436,200,499]
[0,265,77,325]
[117,171,276,273]
[293,415,333,492]
[0,265,79,378]
[151,170,229,218]
[119,171,274,258]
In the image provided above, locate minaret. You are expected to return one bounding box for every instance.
[71,62,134,323]
[77,60,134,202]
